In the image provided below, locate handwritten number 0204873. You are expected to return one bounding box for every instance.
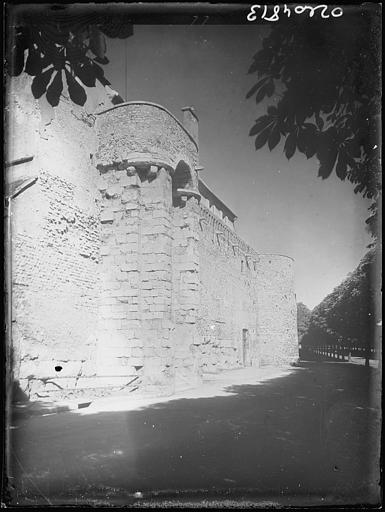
[247,4,344,22]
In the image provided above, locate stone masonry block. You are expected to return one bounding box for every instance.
[131,347,144,358]
[125,203,139,211]
[123,174,141,187]
[106,184,123,198]
[100,209,114,223]
[126,210,140,219]
[100,246,111,256]
[121,189,139,204]
[97,178,107,191]
[121,263,138,272]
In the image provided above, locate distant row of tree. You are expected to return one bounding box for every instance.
[297,249,381,366]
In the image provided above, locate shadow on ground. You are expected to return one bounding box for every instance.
[7,362,381,507]
[9,380,72,422]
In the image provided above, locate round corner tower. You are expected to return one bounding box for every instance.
[95,102,202,395]
[255,254,299,366]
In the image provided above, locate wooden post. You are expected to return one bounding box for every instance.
[365,345,370,367]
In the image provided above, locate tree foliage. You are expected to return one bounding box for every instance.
[6,8,133,107]
[247,7,381,237]
[297,302,312,342]
[301,249,380,354]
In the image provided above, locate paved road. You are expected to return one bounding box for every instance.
[7,362,381,507]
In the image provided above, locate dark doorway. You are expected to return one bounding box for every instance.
[242,329,251,367]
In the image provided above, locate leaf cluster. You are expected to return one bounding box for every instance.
[247,9,381,236]
[6,9,133,107]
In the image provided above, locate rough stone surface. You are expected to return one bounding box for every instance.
[7,81,298,400]
[256,255,299,366]
[95,102,198,189]
[7,75,110,400]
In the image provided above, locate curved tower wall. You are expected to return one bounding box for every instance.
[96,102,198,182]
[95,102,200,395]
[255,255,298,365]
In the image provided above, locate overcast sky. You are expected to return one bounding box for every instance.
[104,25,372,309]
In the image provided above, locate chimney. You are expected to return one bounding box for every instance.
[181,106,199,146]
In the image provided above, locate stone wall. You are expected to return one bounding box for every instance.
[96,163,176,395]
[95,102,200,396]
[196,205,260,373]
[8,90,298,401]
[255,255,299,366]
[7,76,111,399]
[196,205,298,371]
[171,197,201,390]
